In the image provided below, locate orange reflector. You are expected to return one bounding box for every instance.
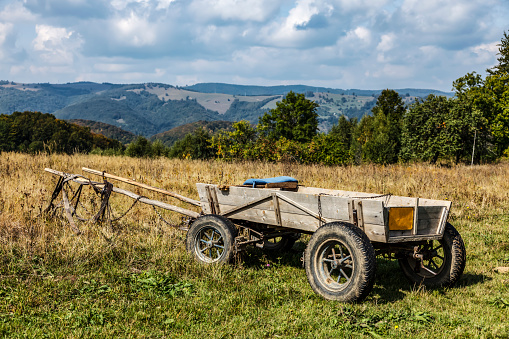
[388,207,414,231]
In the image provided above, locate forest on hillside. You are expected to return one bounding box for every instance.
[0,111,123,154]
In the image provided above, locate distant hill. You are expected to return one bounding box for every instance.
[151,120,234,146]
[69,119,137,144]
[184,83,453,98]
[0,81,455,136]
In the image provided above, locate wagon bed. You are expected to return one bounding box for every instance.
[196,183,451,244]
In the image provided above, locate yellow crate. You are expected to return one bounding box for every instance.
[388,207,414,231]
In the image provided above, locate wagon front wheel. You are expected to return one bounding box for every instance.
[186,215,237,264]
[305,222,376,302]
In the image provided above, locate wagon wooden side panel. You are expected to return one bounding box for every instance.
[196,183,451,244]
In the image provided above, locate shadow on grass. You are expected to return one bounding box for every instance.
[238,247,487,303]
[456,272,490,287]
[238,246,305,269]
[371,259,488,303]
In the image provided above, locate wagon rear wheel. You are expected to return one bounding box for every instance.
[305,222,376,302]
[186,215,237,264]
[264,233,300,252]
[398,223,466,287]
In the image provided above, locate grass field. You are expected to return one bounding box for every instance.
[0,152,508,338]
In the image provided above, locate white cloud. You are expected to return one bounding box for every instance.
[110,0,150,11]
[113,12,157,46]
[93,63,130,72]
[189,0,282,22]
[156,0,176,10]
[32,25,83,65]
[0,1,37,22]
[0,23,14,60]
[0,23,13,46]
[377,33,395,52]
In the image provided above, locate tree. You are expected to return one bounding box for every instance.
[125,136,153,157]
[211,120,256,160]
[329,115,356,151]
[169,127,214,159]
[258,91,319,143]
[488,31,509,76]
[452,71,507,161]
[361,89,406,164]
[401,95,456,163]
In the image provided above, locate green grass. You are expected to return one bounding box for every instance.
[1,218,508,338]
[1,153,509,338]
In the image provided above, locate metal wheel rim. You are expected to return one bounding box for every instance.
[194,226,225,263]
[405,239,447,278]
[316,240,354,291]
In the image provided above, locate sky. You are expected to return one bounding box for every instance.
[0,0,507,91]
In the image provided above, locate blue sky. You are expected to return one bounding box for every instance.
[0,0,507,91]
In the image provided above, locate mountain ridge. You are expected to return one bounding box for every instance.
[0,80,454,137]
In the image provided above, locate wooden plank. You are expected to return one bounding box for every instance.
[238,182,298,189]
[272,194,282,226]
[206,185,220,214]
[228,208,321,233]
[418,206,445,220]
[262,184,451,211]
[205,186,215,214]
[412,198,419,235]
[355,200,364,230]
[387,234,443,243]
[266,182,298,189]
[416,219,441,234]
[221,195,272,218]
[437,206,449,235]
[359,200,385,226]
[112,187,200,218]
[82,167,201,206]
[45,168,104,187]
[276,193,328,222]
[364,224,387,242]
[62,188,81,234]
[348,200,355,224]
[389,218,442,238]
[197,184,351,220]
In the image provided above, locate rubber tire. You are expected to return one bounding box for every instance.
[398,223,466,288]
[186,214,237,264]
[305,222,376,302]
[264,233,300,252]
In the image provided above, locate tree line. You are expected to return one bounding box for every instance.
[0,111,123,154]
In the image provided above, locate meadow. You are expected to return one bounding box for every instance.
[0,152,508,338]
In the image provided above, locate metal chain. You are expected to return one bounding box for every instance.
[318,193,323,228]
[108,196,143,222]
[319,192,392,206]
[152,205,182,228]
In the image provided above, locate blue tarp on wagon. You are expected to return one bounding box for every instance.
[243,176,298,187]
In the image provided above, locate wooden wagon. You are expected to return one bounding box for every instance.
[45,168,466,302]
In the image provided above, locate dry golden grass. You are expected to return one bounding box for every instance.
[1,152,509,337]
